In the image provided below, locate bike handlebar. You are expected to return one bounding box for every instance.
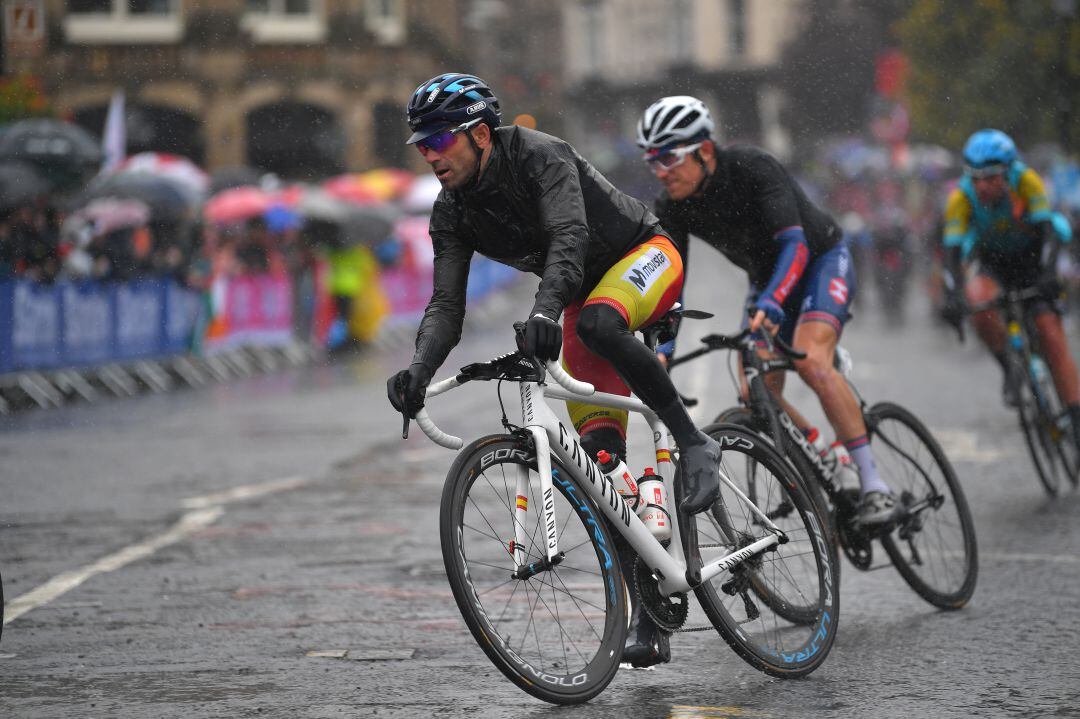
[410,359,594,450]
[669,328,807,370]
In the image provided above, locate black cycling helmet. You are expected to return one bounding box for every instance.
[406,73,501,145]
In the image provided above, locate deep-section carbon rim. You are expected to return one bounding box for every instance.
[439,435,626,705]
[692,423,839,678]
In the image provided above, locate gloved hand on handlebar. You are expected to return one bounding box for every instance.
[750,296,784,335]
[387,363,433,418]
[523,313,562,363]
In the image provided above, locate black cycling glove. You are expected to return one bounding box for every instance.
[523,314,562,363]
[387,363,433,418]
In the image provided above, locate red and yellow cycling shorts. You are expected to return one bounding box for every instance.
[562,235,684,438]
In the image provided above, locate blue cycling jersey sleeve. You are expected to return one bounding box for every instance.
[759,226,809,304]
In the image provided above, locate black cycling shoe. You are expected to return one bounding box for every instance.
[618,541,670,668]
[624,604,671,668]
[678,432,722,515]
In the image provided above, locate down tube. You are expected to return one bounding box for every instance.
[541,419,689,593]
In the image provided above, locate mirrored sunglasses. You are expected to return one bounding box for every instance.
[416,119,482,154]
[643,142,703,172]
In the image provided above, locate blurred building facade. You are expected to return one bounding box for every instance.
[559,0,802,195]
[9,0,471,177]
[3,0,810,182]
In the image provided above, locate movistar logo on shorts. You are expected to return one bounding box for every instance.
[622,250,668,296]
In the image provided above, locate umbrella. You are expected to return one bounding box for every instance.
[203,185,272,225]
[323,168,414,204]
[116,152,209,201]
[79,171,194,221]
[298,188,397,246]
[66,198,151,236]
[401,174,443,214]
[0,119,102,189]
[0,160,51,211]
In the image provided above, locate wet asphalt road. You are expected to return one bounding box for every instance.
[2,243,1080,718]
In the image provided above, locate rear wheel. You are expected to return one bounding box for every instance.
[691,423,839,678]
[440,434,626,705]
[866,402,978,609]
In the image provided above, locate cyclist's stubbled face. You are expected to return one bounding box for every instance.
[973,173,1007,206]
[652,142,713,201]
[418,125,488,191]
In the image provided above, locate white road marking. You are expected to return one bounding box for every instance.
[979,551,1080,565]
[181,475,310,509]
[3,507,223,625]
[932,428,1014,463]
[5,475,313,626]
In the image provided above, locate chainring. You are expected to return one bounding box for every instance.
[634,556,689,632]
[835,488,874,570]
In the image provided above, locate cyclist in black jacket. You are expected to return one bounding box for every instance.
[638,95,896,527]
[386,73,721,668]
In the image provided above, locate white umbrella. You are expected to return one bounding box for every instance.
[401,174,442,214]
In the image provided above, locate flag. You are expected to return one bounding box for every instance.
[102,89,126,172]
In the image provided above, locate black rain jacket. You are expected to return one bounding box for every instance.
[412,125,666,373]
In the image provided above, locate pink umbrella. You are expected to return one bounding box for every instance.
[203,186,272,225]
[321,174,380,204]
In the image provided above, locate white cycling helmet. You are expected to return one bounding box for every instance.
[637,95,715,150]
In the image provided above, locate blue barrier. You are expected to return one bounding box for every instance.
[0,278,202,374]
[466,256,519,301]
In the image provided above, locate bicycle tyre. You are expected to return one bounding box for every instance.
[866,402,978,610]
[691,422,839,678]
[1027,354,1077,494]
[1016,359,1063,495]
[439,434,627,705]
[714,406,834,542]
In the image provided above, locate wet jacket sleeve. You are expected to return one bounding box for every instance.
[524,146,590,320]
[759,227,809,305]
[750,156,809,304]
[411,200,473,374]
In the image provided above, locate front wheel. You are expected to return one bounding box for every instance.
[1020,354,1079,494]
[439,434,627,705]
[866,402,978,609]
[691,423,839,678]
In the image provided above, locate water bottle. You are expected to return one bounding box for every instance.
[637,467,671,542]
[804,427,829,457]
[596,450,641,514]
[825,441,860,488]
[1031,356,1049,385]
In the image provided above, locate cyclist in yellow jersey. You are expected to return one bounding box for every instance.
[942,129,1080,442]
